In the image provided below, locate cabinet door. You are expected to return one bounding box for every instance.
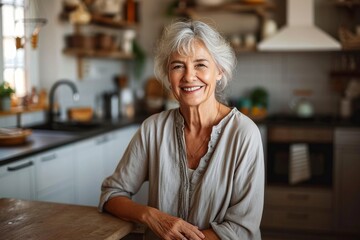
[103,125,139,177]
[75,135,106,206]
[35,145,75,204]
[335,129,360,234]
[0,158,36,200]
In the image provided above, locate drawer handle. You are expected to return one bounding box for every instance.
[7,161,33,171]
[41,153,57,162]
[287,212,309,220]
[288,193,309,201]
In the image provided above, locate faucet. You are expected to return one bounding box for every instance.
[48,79,80,124]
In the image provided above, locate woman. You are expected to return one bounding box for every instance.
[99,20,264,240]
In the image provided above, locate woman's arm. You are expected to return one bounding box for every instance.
[104,196,205,240]
[202,229,220,240]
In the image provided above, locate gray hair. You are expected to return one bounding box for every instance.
[154,20,236,102]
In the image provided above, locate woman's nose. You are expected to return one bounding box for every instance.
[183,67,196,82]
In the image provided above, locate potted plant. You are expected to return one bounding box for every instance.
[0,82,15,111]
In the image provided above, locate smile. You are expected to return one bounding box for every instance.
[181,86,203,92]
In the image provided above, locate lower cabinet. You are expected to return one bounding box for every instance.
[75,124,140,207]
[103,125,140,178]
[0,124,143,207]
[262,187,333,231]
[335,128,360,234]
[75,134,107,206]
[0,158,36,200]
[35,145,76,204]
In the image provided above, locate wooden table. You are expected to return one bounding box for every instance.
[0,198,134,240]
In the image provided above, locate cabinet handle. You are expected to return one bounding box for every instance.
[288,193,309,201]
[7,161,33,171]
[41,153,57,162]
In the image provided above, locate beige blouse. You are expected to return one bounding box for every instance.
[99,108,264,240]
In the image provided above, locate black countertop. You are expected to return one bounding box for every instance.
[1,113,359,166]
[0,116,146,166]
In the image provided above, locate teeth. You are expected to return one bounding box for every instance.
[183,86,201,92]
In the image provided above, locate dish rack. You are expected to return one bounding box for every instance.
[339,27,360,50]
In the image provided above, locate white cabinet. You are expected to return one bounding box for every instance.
[75,124,140,207]
[0,158,36,200]
[75,135,106,206]
[102,124,148,205]
[35,145,76,204]
[103,125,139,177]
[335,128,360,234]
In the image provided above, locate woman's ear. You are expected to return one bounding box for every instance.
[216,68,223,81]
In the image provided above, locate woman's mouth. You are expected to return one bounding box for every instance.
[181,86,203,92]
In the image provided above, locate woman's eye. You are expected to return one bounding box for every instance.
[172,65,183,70]
[195,64,207,69]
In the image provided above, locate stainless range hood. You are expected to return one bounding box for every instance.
[258,0,341,51]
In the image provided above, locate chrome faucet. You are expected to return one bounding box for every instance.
[48,79,79,124]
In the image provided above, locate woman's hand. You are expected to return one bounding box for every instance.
[144,208,205,240]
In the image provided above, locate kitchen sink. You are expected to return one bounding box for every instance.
[29,121,105,133]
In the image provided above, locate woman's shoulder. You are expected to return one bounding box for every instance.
[229,108,259,130]
[141,108,178,129]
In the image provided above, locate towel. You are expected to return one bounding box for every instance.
[289,143,311,185]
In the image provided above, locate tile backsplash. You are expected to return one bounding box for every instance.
[0,51,341,128]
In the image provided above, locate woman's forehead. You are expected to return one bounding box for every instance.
[170,40,210,59]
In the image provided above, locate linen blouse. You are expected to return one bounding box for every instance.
[99,108,264,240]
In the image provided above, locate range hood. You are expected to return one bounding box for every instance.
[258,0,341,51]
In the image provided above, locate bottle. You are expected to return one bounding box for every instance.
[125,0,136,23]
[30,87,39,106]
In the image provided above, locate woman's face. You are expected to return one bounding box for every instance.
[168,41,222,107]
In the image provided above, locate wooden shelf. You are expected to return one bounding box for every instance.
[63,48,134,59]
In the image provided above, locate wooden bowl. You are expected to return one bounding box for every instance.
[0,129,32,146]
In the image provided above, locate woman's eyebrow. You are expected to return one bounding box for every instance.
[169,60,184,65]
[194,58,209,63]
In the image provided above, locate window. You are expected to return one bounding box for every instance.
[1,0,26,97]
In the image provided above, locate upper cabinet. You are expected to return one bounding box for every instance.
[173,0,276,52]
[60,0,141,78]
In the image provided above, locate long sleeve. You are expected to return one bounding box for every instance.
[210,119,265,239]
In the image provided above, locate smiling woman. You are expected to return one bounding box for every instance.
[99,20,264,240]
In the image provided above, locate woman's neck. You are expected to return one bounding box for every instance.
[180,100,220,134]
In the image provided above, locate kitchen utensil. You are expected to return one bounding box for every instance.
[66,34,95,49]
[95,33,116,50]
[67,107,93,122]
[290,89,314,118]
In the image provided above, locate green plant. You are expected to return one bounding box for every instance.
[0,82,15,97]
[132,40,146,80]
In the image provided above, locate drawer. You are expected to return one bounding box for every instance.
[265,187,332,209]
[261,208,333,231]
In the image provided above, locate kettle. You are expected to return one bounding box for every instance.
[290,89,314,118]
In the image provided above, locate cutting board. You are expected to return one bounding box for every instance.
[0,198,134,240]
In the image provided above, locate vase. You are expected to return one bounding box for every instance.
[0,97,11,111]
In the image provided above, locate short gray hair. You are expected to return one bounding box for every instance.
[154,20,236,101]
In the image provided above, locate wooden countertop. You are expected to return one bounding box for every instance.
[0,198,134,240]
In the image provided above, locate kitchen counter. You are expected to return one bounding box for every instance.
[0,198,134,240]
[1,112,359,166]
[0,116,146,166]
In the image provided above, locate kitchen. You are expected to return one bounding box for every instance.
[0,0,360,239]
